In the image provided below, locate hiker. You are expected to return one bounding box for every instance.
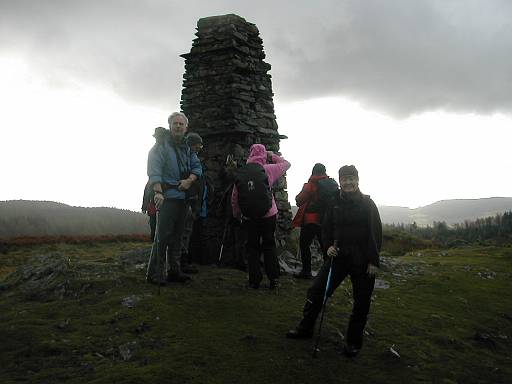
[291,163,339,279]
[231,144,291,289]
[141,128,168,241]
[146,112,202,284]
[286,165,382,358]
[180,132,209,272]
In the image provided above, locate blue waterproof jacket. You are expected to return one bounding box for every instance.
[147,134,202,200]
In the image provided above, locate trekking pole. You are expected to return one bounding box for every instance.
[295,245,301,270]
[218,219,230,264]
[155,210,162,296]
[312,241,337,358]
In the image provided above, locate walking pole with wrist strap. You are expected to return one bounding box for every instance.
[312,240,337,358]
[155,209,162,295]
[218,219,229,264]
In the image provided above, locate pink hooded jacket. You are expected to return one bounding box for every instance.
[231,144,291,219]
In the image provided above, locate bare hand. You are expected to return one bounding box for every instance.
[367,263,379,276]
[154,192,165,209]
[326,245,338,258]
[178,178,193,191]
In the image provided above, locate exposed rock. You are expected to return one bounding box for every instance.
[374,279,390,289]
[0,252,125,301]
[477,271,497,279]
[121,295,141,308]
[0,253,72,301]
[119,341,138,361]
[278,250,321,275]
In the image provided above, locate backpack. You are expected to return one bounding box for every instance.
[306,177,339,217]
[141,182,154,213]
[235,163,273,219]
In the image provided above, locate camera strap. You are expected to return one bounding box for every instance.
[172,140,190,178]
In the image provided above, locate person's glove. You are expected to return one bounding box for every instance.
[326,245,339,258]
[154,192,165,209]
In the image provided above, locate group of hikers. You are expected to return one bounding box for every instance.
[141,111,382,357]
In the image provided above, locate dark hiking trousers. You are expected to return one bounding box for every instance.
[298,256,375,349]
[146,199,188,281]
[180,205,194,265]
[149,214,156,242]
[299,223,323,273]
[189,217,205,264]
[246,215,280,286]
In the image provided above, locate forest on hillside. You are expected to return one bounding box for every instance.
[385,211,512,246]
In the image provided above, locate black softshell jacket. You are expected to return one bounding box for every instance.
[322,191,382,267]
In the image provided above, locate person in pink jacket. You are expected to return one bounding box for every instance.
[232,144,291,289]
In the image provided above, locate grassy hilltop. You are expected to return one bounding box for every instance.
[1,241,511,384]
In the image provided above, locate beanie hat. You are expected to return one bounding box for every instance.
[312,163,326,176]
[152,127,167,138]
[339,165,358,178]
[186,132,203,146]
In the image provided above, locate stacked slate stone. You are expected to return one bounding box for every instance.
[180,14,292,265]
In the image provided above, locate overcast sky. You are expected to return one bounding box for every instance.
[1,0,511,211]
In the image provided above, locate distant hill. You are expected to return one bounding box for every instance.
[292,197,512,226]
[379,197,512,225]
[0,200,148,238]
[2,197,512,238]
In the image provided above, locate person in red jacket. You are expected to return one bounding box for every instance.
[291,163,330,279]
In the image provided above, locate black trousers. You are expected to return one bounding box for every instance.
[298,256,375,348]
[188,217,203,264]
[147,199,188,280]
[299,223,323,273]
[245,215,280,286]
[149,214,156,242]
[157,199,188,275]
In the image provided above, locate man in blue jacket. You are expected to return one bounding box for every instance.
[146,112,202,284]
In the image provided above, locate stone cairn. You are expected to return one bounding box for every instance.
[180,14,292,265]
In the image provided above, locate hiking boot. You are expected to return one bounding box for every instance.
[166,273,192,283]
[269,279,280,290]
[293,270,313,279]
[181,264,199,274]
[343,344,360,357]
[147,277,165,286]
[235,263,247,272]
[247,282,260,290]
[286,328,313,339]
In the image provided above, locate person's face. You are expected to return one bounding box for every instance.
[170,116,188,139]
[339,175,359,192]
[190,142,203,153]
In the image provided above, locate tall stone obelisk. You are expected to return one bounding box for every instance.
[180,14,291,264]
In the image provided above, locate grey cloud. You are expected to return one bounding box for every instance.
[264,1,512,116]
[2,0,512,117]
